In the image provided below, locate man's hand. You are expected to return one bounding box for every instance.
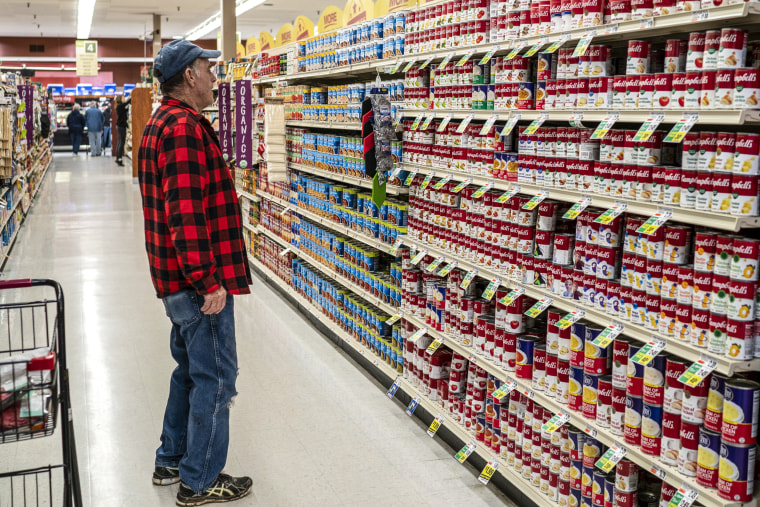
[200,286,227,314]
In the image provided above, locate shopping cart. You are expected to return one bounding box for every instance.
[0,279,82,507]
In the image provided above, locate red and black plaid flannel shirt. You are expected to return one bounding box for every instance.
[138,97,251,298]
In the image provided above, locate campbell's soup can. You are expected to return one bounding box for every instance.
[734,69,760,109]
[664,39,686,73]
[718,440,756,502]
[664,357,687,414]
[722,379,760,445]
[570,364,585,411]
[611,337,631,389]
[716,69,736,109]
[682,374,711,425]
[663,225,692,265]
[696,427,722,488]
[686,32,705,72]
[626,344,644,396]
[661,410,682,465]
[582,372,600,419]
[661,263,679,300]
[627,40,650,75]
[660,299,678,339]
[728,279,757,321]
[734,132,760,175]
[718,28,748,69]
[516,336,538,378]
[705,373,728,432]
[614,459,638,492]
[613,489,637,507]
[679,421,700,476]
[711,173,733,213]
[597,375,613,428]
[731,175,760,217]
[660,481,678,507]
[726,319,754,359]
[709,312,729,355]
[611,387,626,436]
[703,30,721,70]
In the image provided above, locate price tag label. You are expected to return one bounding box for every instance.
[454,441,478,463]
[524,37,549,58]
[492,379,518,402]
[403,60,416,73]
[411,114,425,131]
[690,9,709,22]
[433,173,453,190]
[522,388,535,399]
[667,484,699,507]
[583,426,598,438]
[452,178,473,193]
[420,113,436,131]
[386,377,402,398]
[420,172,435,190]
[437,114,453,132]
[595,444,627,473]
[410,248,428,265]
[590,113,620,140]
[404,169,419,186]
[460,269,479,290]
[426,256,445,273]
[524,113,549,135]
[410,327,428,343]
[389,237,404,256]
[505,41,528,61]
[543,33,571,54]
[664,113,699,143]
[280,206,291,215]
[456,50,476,67]
[639,18,654,29]
[419,55,435,69]
[426,337,444,355]
[480,46,500,65]
[636,209,673,235]
[568,111,584,129]
[473,182,494,199]
[556,309,587,330]
[678,355,719,387]
[592,322,624,348]
[595,202,628,224]
[603,23,619,35]
[633,114,666,142]
[522,191,549,210]
[279,247,291,257]
[478,460,500,485]
[456,114,475,134]
[572,30,596,57]
[386,312,404,325]
[482,277,502,301]
[632,338,667,366]
[389,165,404,182]
[427,413,445,437]
[480,114,499,135]
[501,112,522,136]
[525,297,553,318]
[649,465,667,481]
[438,52,456,70]
[496,186,521,203]
[562,197,593,219]
[542,411,570,434]
[499,286,526,306]
[390,60,403,74]
[438,261,458,277]
[406,396,420,416]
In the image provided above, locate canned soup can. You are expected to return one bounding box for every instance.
[718,440,756,502]
[722,379,760,445]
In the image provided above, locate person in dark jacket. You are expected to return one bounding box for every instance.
[115,95,131,166]
[102,102,112,150]
[66,104,85,156]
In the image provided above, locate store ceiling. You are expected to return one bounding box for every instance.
[1,0,337,40]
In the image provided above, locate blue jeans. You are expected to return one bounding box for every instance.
[157,289,238,494]
[70,130,82,154]
[102,126,111,148]
[88,130,102,156]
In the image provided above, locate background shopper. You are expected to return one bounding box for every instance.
[102,101,112,151]
[114,95,130,166]
[84,102,104,156]
[137,39,253,507]
[66,103,85,156]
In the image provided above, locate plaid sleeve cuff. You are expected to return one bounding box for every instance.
[191,272,221,295]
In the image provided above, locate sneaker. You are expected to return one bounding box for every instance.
[153,466,180,486]
[176,473,253,506]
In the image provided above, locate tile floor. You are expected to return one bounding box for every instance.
[0,153,515,506]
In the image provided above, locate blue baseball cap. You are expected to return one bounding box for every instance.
[154,39,221,83]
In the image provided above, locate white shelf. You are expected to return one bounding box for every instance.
[256,190,396,253]
[237,189,260,202]
[289,162,409,196]
[249,254,558,507]
[242,222,256,234]
[403,163,760,232]
[286,120,362,131]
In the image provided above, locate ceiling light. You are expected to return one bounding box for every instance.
[185,0,265,41]
[77,0,96,39]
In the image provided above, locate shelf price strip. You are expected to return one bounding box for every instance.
[505,41,528,61]
[633,114,666,142]
[678,355,718,387]
[562,197,593,219]
[426,256,445,273]
[420,113,436,131]
[525,296,553,317]
[499,286,526,306]
[543,33,571,54]
[404,169,419,186]
[591,322,624,348]
[419,55,435,69]
[427,414,445,437]
[451,177,473,193]
[386,311,404,325]
[501,113,521,136]
[390,60,403,74]
[595,202,628,224]
[433,173,453,190]
[479,46,500,65]
[524,113,549,135]
[406,396,420,416]
[496,185,521,203]
[454,441,478,463]
[572,29,596,57]
[437,260,458,277]
[667,484,699,507]
[690,9,709,21]
[437,114,453,132]
[410,248,428,265]
[636,209,673,236]
[438,52,455,70]
[410,327,428,344]
[420,171,435,190]
[590,113,620,140]
[389,237,403,256]
[460,269,479,290]
[524,37,549,57]
[456,50,476,67]
[473,182,494,199]
[555,309,586,330]
[542,411,570,433]
[492,379,518,402]
[595,443,627,473]
[411,114,425,131]
[631,337,667,366]
[426,336,444,355]
[478,460,500,486]
[479,114,499,135]
[522,191,549,210]
[664,113,699,143]
[386,377,402,398]
[456,114,475,133]
[403,60,416,73]
[481,277,501,301]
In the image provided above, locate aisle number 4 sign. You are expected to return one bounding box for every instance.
[75,40,98,77]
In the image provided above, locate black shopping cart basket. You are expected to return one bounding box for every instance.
[0,279,82,507]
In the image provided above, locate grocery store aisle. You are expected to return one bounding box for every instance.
[0,153,514,506]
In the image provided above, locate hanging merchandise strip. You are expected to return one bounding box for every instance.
[664,113,699,143]
[427,414,445,437]
[631,338,667,366]
[478,460,500,485]
[678,356,719,386]
[590,113,620,140]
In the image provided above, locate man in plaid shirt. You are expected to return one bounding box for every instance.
[138,39,253,506]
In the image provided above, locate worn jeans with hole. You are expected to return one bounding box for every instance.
[157,289,238,494]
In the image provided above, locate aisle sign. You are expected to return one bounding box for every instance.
[525,296,553,317]
[499,287,526,306]
[437,114,453,132]
[427,414,445,437]
[542,411,570,434]
[389,237,404,255]
[473,182,494,199]
[235,79,253,169]
[386,312,404,325]
[420,113,436,130]
[387,377,402,398]
[438,52,456,70]
[479,46,500,65]
[562,197,593,219]
[492,379,518,401]
[218,82,233,161]
[403,60,416,73]
[631,338,667,366]
[524,113,549,135]
[419,55,435,69]
[595,203,628,224]
[426,256,444,273]
[664,113,699,143]
[496,186,521,203]
[524,37,549,57]
[482,277,502,301]
[460,269,479,290]
[633,114,666,142]
[426,337,444,354]
[572,30,596,57]
[433,173,453,190]
[404,169,418,186]
[406,396,420,416]
[636,209,673,235]
[454,441,478,463]
[452,178,473,193]
[480,114,499,135]
[478,460,500,485]
[677,356,718,387]
[592,322,625,348]
[437,261,458,277]
[667,485,699,507]
[543,33,571,54]
[456,50,476,67]
[522,191,549,210]
[595,444,627,473]
[411,114,425,130]
[556,309,587,330]
[410,327,428,343]
[75,40,98,76]
[500,113,521,136]
[456,114,475,133]
[410,248,428,265]
[590,113,620,140]
[420,171,435,190]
